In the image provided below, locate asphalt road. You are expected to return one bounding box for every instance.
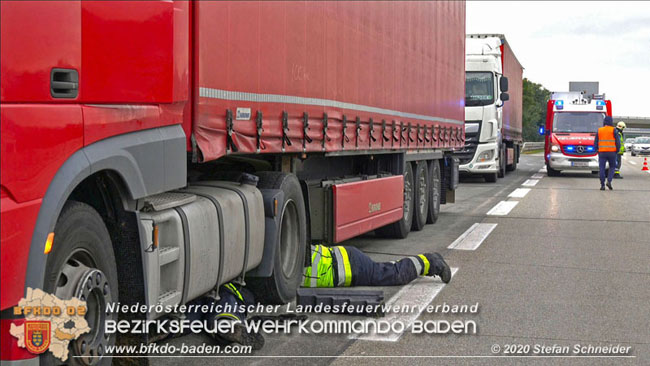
[154,153,650,366]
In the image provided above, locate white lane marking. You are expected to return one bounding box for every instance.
[508,188,531,198]
[486,200,519,216]
[448,223,497,250]
[630,161,637,165]
[531,174,544,179]
[522,179,539,187]
[352,268,458,342]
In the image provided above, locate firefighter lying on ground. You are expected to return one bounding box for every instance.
[175,245,451,349]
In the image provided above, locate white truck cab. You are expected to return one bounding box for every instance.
[458,34,523,183]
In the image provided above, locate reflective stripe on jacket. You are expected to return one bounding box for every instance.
[303,245,352,288]
[597,126,617,152]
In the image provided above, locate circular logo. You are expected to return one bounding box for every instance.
[576,146,585,153]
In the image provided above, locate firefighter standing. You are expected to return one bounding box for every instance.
[614,121,626,179]
[594,116,621,190]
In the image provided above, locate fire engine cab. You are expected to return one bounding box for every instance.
[543,92,612,176]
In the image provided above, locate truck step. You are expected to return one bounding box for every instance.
[158,290,182,306]
[158,247,180,266]
[142,192,196,211]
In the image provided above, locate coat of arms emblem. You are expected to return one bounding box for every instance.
[25,321,51,354]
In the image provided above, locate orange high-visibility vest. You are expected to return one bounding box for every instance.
[597,126,617,152]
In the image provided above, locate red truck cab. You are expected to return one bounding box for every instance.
[544,92,612,176]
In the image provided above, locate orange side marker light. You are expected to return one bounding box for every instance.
[44,232,55,254]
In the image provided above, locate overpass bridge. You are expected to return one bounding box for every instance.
[613,116,650,137]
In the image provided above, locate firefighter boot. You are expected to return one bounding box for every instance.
[424,253,452,284]
[211,318,265,350]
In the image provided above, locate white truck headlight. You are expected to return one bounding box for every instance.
[551,144,560,152]
[478,150,494,162]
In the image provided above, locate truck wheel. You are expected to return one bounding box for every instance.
[484,173,497,183]
[547,163,561,177]
[376,162,414,239]
[43,201,118,366]
[411,161,429,231]
[507,146,518,171]
[249,172,307,304]
[426,160,441,224]
[498,143,506,178]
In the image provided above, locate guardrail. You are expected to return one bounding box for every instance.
[522,142,544,152]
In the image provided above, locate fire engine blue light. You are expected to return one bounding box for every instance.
[566,146,575,152]
[587,146,595,152]
[538,126,545,135]
[555,100,564,110]
[596,100,606,106]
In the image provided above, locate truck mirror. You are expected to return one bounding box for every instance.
[500,92,509,102]
[500,76,509,92]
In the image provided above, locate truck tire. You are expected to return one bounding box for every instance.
[426,159,441,224]
[498,143,506,178]
[376,162,414,239]
[411,161,429,231]
[547,163,561,177]
[507,145,518,171]
[248,172,307,304]
[42,201,118,366]
[484,172,498,183]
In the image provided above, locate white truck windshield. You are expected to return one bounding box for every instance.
[553,112,605,133]
[465,72,494,106]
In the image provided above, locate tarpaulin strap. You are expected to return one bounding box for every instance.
[341,115,349,147]
[417,124,423,143]
[256,110,265,152]
[433,125,439,142]
[424,125,431,143]
[418,254,430,276]
[399,121,405,143]
[303,112,312,152]
[381,119,389,144]
[355,117,361,149]
[282,111,291,151]
[392,120,398,143]
[407,122,414,144]
[369,118,377,145]
[226,109,238,153]
[322,113,331,151]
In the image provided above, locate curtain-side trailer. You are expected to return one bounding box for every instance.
[0,2,465,364]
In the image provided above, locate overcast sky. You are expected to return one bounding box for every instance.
[466,1,650,117]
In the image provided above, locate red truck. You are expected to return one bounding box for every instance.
[1,2,465,363]
[543,92,612,176]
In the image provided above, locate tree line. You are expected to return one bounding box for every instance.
[522,78,550,142]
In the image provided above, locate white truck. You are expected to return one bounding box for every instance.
[456,34,524,182]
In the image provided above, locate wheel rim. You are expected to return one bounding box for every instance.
[53,250,114,366]
[403,170,412,220]
[279,199,300,276]
[432,165,440,213]
[417,167,427,216]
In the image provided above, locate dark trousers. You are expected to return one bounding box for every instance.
[616,154,622,172]
[346,247,419,286]
[598,151,617,184]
